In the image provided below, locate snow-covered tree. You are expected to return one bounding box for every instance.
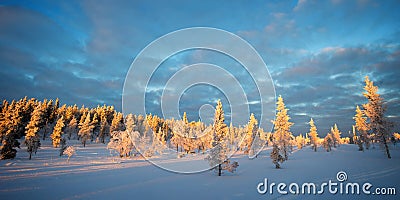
[362,76,391,159]
[64,146,75,163]
[107,131,134,158]
[65,117,77,140]
[78,113,94,147]
[243,113,258,154]
[205,100,238,176]
[271,96,293,161]
[25,104,43,159]
[270,143,284,169]
[0,101,22,159]
[323,133,333,152]
[50,116,65,148]
[308,118,319,152]
[330,124,341,148]
[295,134,306,149]
[354,105,370,151]
[110,112,125,133]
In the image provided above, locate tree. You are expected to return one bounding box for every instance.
[107,131,134,158]
[271,96,293,161]
[323,133,333,152]
[50,116,65,148]
[330,124,341,148]
[0,101,21,159]
[65,117,78,140]
[205,100,238,176]
[63,146,75,163]
[362,76,391,159]
[98,111,110,143]
[110,112,125,133]
[25,104,43,159]
[308,118,319,152]
[244,113,258,154]
[78,113,94,147]
[270,144,284,168]
[354,105,370,151]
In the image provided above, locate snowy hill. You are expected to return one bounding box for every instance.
[0,141,398,200]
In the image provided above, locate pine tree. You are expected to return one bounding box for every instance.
[111,112,124,133]
[98,111,110,143]
[362,76,391,159]
[78,113,94,147]
[270,143,284,168]
[0,101,21,159]
[271,96,293,161]
[205,100,238,176]
[25,104,43,159]
[182,112,188,124]
[66,117,77,140]
[308,118,319,152]
[244,113,258,154]
[323,133,333,152]
[51,117,65,148]
[331,124,341,148]
[354,105,370,151]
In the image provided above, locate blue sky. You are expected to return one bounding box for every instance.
[1,0,399,135]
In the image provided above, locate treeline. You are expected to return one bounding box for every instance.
[0,76,397,171]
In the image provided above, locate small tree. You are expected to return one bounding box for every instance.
[51,117,65,148]
[331,124,341,148]
[205,100,238,176]
[270,144,284,168]
[323,133,333,152]
[107,131,134,158]
[64,146,75,163]
[354,105,370,151]
[271,96,293,161]
[308,118,319,152]
[25,104,43,159]
[78,113,94,147]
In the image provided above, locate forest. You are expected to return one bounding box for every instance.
[0,76,398,174]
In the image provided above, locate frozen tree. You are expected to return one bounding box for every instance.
[98,111,110,144]
[354,105,370,151]
[362,76,391,159]
[323,133,333,152]
[205,100,238,176]
[107,131,133,158]
[295,134,306,149]
[78,113,94,147]
[330,124,341,148]
[243,113,258,154]
[182,112,189,124]
[0,101,21,159]
[59,137,67,156]
[271,96,293,161]
[65,117,77,140]
[51,116,65,148]
[270,144,284,169]
[110,112,125,133]
[64,146,75,163]
[25,104,44,159]
[308,118,319,152]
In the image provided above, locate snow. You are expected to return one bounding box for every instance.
[0,140,399,199]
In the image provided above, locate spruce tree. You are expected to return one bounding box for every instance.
[25,104,43,159]
[271,96,293,161]
[244,113,258,154]
[51,117,65,148]
[362,76,391,159]
[354,105,370,151]
[331,124,341,148]
[78,113,94,147]
[308,118,319,152]
[205,100,238,176]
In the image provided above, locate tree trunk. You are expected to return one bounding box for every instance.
[29,152,32,160]
[218,164,222,176]
[83,140,86,147]
[382,135,391,159]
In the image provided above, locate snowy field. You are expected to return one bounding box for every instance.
[0,141,399,200]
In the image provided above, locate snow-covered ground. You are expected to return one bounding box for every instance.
[0,140,399,200]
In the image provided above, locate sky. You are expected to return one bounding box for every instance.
[0,0,399,135]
